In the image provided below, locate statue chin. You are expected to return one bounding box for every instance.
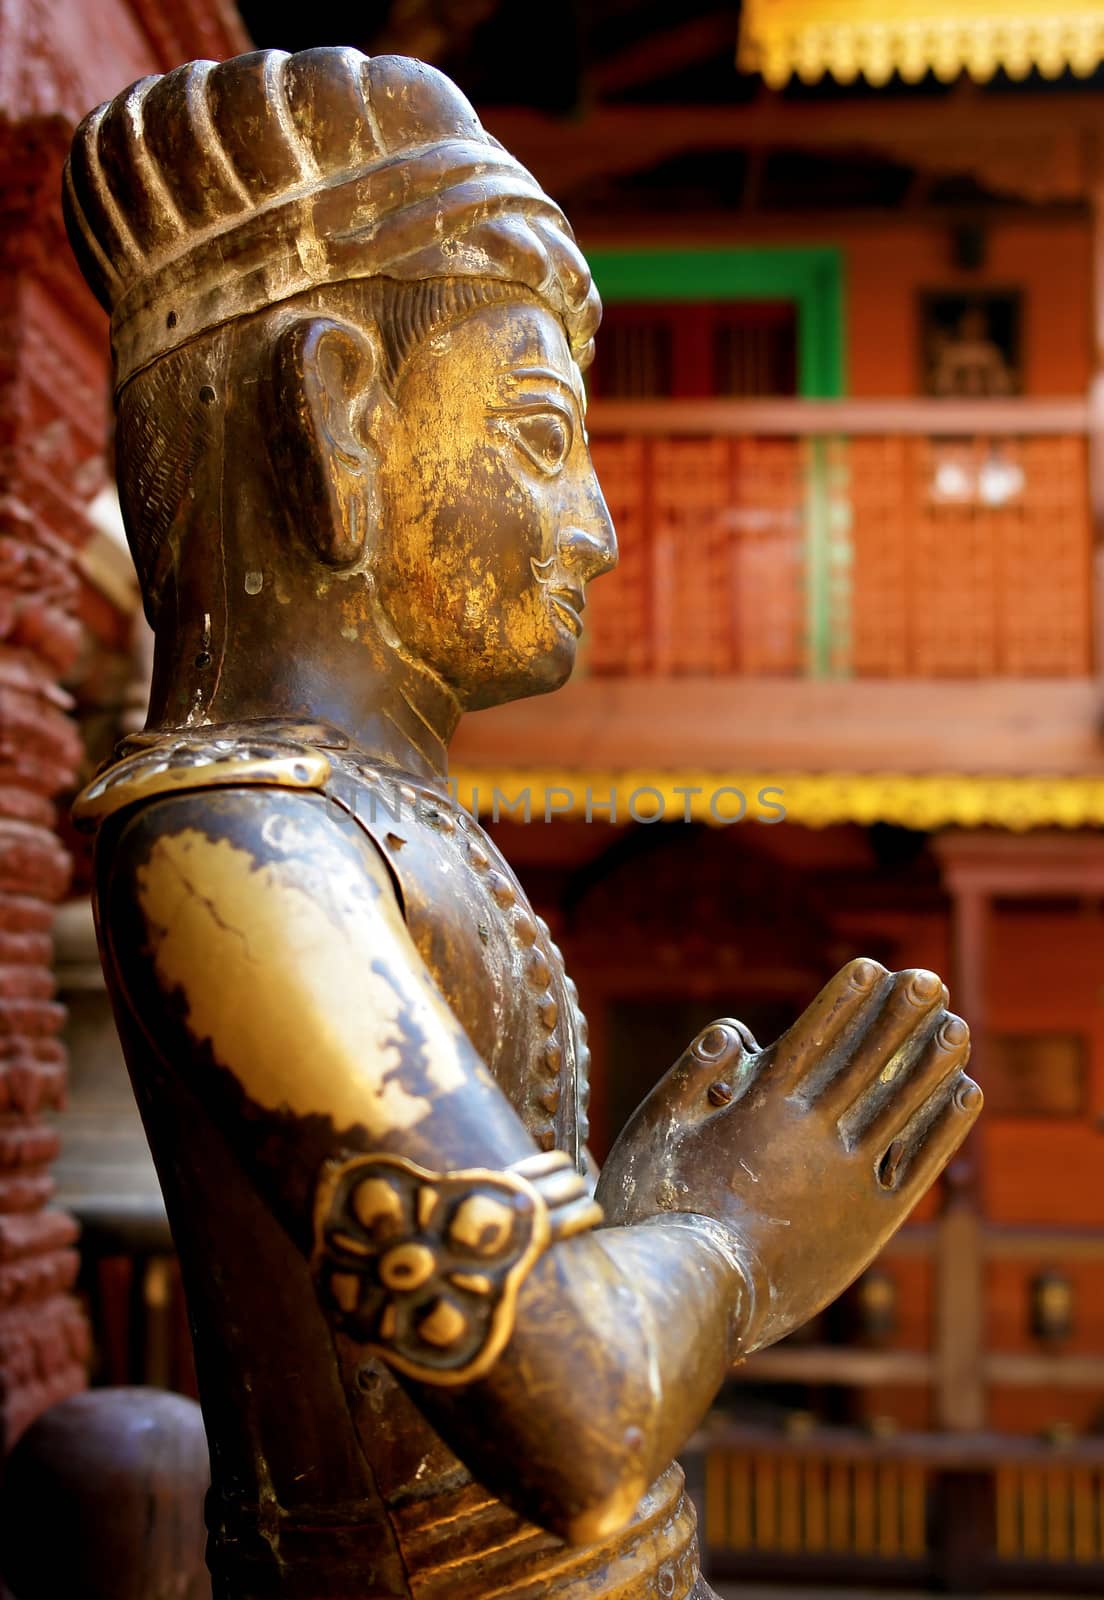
[464,648,577,713]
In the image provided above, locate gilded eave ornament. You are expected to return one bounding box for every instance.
[739,0,1104,87]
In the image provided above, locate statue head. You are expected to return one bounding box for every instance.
[63,48,617,730]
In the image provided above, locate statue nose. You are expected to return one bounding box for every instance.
[559,525,617,582]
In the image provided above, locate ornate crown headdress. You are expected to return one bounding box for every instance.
[64,47,600,389]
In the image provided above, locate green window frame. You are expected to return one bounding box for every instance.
[585,246,848,676]
[585,246,846,399]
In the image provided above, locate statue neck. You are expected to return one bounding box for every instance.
[143,539,461,785]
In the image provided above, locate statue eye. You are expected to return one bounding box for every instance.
[507,412,573,475]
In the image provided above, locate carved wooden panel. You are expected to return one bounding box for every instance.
[848,437,914,678]
[1000,436,1092,676]
[587,428,1092,680]
[585,436,648,674]
[650,437,733,673]
[850,436,1091,678]
[731,436,805,676]
[586,435,805,676]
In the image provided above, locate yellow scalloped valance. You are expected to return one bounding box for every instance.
[738,0,1104,86]
[451,769,1104,833]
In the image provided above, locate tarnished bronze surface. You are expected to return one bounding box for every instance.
[64,47,981,1599]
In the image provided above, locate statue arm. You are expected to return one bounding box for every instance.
[97,785,747,1543]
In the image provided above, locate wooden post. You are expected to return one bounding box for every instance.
[1090,180,1104,529]
[921,832,985,1593]
[949,883,988,1184]
[936,874,987,1433]
[1089,178,1104,673]
[933,1463,996,1594]
[935,1173,986,1433]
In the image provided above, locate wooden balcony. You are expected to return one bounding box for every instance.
[584,397,1094,681]
[453,398,1104,789]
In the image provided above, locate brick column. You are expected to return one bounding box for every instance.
[0,114,99,1448]
[0,0,248,1455]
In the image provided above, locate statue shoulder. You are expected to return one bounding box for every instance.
[73,727,332,831]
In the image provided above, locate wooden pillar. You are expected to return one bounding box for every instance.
[935,866,987,1433]
[935,1174,986,1432]
[932,1463,996,1594]
[948,883,988,1194]
[1089,180,1104,672]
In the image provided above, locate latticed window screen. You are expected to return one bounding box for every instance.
[996,1465,1104,1564]
[1002,438,1092,675]
[705,1449,929,1559]
[705,1451,1104,1570]
[849,436,1092,677]
[592,314,674,400]
[584,437,649,675]
[585,432,1092,679]
[587,435,806,676]
[589,302,798,400]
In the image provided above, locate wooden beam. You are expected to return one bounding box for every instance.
[984,1226,1104,1261]
[986,1353,1104,1388]
[1089,172,1104,637]
[936,831,1104,894]
[482,96,1102,202]
[451,677,1104,778]
[733,1347,933,1387]
[700,1420,1104,1467]
[592,14,737,97]
[588,397,1091,437]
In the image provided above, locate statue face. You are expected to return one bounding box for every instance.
[374,301,617,709]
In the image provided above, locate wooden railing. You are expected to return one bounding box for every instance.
[694,1201,1104,1588]
[586,398,1094,680]
[730,1211,1104,1405]
[696,1422,1104,1589]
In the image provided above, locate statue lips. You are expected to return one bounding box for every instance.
[547,587,586,638]
[531,560,587,637]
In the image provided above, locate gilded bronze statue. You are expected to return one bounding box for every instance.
[63,48,981,1600]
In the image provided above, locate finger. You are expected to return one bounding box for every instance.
[842,1011,970,1152]
[809,968,947,1118]
[655,1019,757,1116]
[876,1071,983,1197]
[768,958,889,1094]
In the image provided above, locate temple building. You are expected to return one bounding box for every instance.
[2,0,1104,1592]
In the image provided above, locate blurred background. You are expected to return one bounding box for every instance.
[3,1,1104,1594]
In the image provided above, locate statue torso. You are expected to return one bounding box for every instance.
[325,751,591,1171]
[88,733,697,1600]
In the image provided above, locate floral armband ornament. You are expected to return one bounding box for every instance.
[312,1150,602,1386]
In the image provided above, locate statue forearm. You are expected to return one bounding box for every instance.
[404,1216,750,1545]
[311,1145,750,1543]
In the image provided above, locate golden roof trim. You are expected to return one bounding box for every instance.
[452,768,1104,832]
[739,0,1104,87]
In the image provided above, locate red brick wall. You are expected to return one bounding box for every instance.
[0,0,248,1451]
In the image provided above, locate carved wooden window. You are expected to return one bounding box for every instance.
[589,301,798,399]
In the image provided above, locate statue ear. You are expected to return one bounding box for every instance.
[267,316,392,566]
